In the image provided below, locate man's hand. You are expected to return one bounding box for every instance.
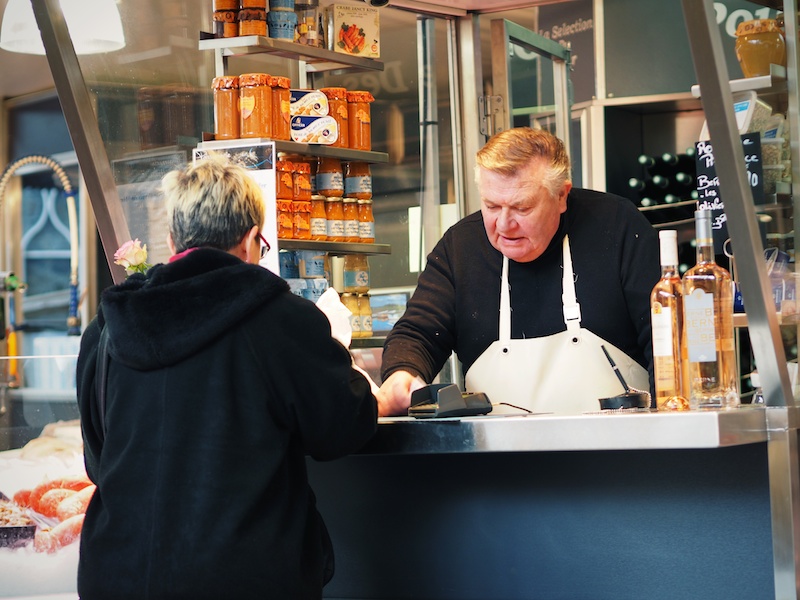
[376,370,425,417]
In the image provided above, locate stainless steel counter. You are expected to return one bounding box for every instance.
[366,405,773,455]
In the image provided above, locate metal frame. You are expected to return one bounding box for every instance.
[680,1,800,597]
[31,0,130,285]
[490,18,572,155]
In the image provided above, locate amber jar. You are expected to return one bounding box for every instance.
[357,198,375,243]
[316,156,344,197]
[347,91,374,151]
[343,254,370,293]
[293,200,312,240]
[271,76,292,141]
[277,200,294,239]
[342,197,360,242]
[292,162,312,201]
[241,0,267,7]
[319,87,349,148]
[276,160,294,200]
[358,293,373,337]
[239,73,272,139]
[341,293,362,337]
[214,0,238,8]
[325,197,345,241]
[212,76,240,140]
[238,8,267,36]
[735,19,786,78]
[213,10,239,38]
[310,195,327,241]
[344,162,372,199]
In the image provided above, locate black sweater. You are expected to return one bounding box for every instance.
[76,248,377,599]
[381,188,661,385]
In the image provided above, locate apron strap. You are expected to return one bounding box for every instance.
[561,235,582,333]
[500,255,511,344]
[498,234,581,343]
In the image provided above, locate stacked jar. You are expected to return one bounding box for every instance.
[239,73,272,139]
[271,76,292,141]
[212,76,240,140]
[347,91,374,151]
[239,0,267,36]
[276,160,294,239]
[292,161,312,240]
[268,0,297,39]
[319,87,349,148]
[213,0,238,38]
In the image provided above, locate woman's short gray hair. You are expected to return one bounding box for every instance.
[162,153,265,253]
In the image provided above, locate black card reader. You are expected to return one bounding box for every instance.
[408,384,492,419]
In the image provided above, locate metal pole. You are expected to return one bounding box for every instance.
[31,0,131,285]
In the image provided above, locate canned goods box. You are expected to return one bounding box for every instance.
[325,3,380,58]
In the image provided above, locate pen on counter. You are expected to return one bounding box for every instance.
[601,344,631,394]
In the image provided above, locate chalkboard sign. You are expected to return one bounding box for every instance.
[694,133,763,253]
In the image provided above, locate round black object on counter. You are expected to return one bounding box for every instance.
[598,392,650,410]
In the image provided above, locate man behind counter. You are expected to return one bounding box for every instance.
[379,127,660,415]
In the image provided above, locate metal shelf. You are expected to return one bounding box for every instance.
[276,141,388,164]
[691,64,787,98]
[199,34,384,74]
[279,240,391,255]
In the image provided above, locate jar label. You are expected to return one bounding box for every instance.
[327,219,344,237]
[343,269,370,290]
[345,175,372,196]
[310,218,327,236]
[684,289,716,363]
[240,95,256,119]
[317,171,344,192]
[358,221,375,239]
[343,219,359,238]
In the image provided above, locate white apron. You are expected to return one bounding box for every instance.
[465,235,649,415]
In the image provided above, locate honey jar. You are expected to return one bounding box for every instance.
[735,19,786,78]
[316,156,344,197]
[239,72,272,139]
[277,200,294,239]
[212,76,240,140]
[347,90,374,151]
[358,293,372,337]
[343,254,370,294]
[310,195,327,241]
[357,198,375,243]
[341,293,362,337]
[271,76,292,141]
[276,160,294,200]
[293,200,311,240]
[344,162,372,199]
[325,197,345,241]
[319,87,349,148]
[292,161,312,201]
[342,197,359,242]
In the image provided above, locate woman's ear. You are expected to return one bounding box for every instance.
[241,225,261,264]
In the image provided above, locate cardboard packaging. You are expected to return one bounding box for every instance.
[325,3,380,58]
[290,115,339,144]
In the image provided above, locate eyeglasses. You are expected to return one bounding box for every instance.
[256,231,271,258]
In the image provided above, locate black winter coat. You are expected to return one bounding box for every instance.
[76,248,377,599]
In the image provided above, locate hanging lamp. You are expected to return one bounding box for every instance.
[0,0,125,55]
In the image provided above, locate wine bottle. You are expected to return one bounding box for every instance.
[637,154,671,177]
[662,152,698,174]
[651,230,689,411]
[629,176,669,204]
[682,210,739,409]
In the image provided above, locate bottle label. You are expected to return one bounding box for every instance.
[359,221,375,239]
[310,218,327,237]
[345,175,372,196]
[651,306,674,357]
[344,219,360,238]
[344,269,370,290]
[327,219,344,237]
[316,171,343,193]
[349,312,362,334]
[684,289,716,363]
[360,313,372,334]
